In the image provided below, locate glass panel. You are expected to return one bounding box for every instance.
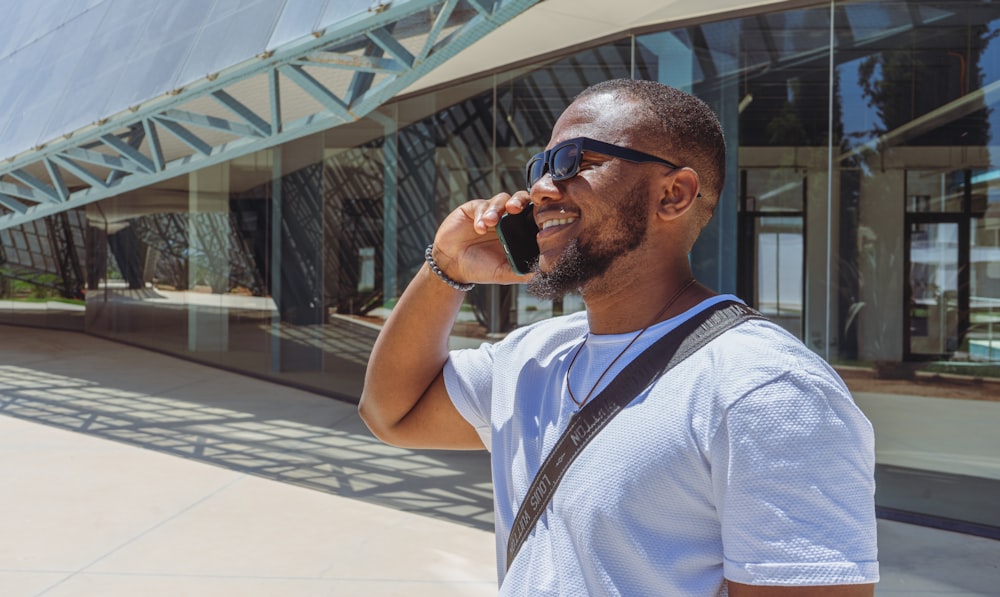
[318,0,372,27]
[842,2,914,44]
[268,0,330,49]
[744,169,804,212]
[835,0,1000,370]
[909,221,959,355]
[827,0,1000,535]
[635,30,705,85]
[0,0,302,161]
[83,147,285,387]
[720,4,828,349]
[322,140,388,320]
[756,216,804,339]
[181,1,285,86]
[763,9,830,59]
[0,41,64,155]
[700,20,752,77]
[970,209,1000,362]
[0,212,87,330]
[906,170,964,212]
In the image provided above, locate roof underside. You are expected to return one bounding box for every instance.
[0,0,791,231]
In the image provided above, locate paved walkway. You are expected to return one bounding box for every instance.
[2,324,999,596]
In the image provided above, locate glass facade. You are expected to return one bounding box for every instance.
[2,0,998,536]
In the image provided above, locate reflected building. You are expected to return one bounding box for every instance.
[1,1,999,539]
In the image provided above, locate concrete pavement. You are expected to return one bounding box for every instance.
[2,324,999,596]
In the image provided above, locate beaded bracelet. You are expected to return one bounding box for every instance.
[424,244,475,292]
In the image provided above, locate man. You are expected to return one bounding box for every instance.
[359,79,879,596]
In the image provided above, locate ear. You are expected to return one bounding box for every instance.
[655,167,701,221]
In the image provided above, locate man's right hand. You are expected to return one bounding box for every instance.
[429,190,534,287]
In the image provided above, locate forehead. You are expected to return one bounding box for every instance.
[547,92,640,149]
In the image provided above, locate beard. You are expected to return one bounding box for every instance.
[526,179,649,300]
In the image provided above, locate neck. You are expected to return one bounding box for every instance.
[582,272,710,335]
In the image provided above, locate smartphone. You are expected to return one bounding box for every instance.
[496,204,539,276]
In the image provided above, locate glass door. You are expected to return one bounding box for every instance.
[907,219,961,357]
[969,209,1000,362]
[903,169,982,361]
[738,169,806,339]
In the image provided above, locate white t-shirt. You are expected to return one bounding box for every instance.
[443,295,879,596]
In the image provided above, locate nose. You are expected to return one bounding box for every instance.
[528,171,563,204]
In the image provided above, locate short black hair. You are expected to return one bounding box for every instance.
[576,79,726,233]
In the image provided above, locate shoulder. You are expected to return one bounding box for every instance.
[676,304,855,414]
[670,297,834,377]
[706,317,872,441]
[707,307,846,386]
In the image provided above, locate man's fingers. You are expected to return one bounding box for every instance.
[475,205,501,233]
[505,191,532,214]
[473,192,526,233]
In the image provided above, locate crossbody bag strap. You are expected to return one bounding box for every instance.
[505,300,763,571]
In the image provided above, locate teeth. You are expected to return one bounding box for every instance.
[541,217,576,230]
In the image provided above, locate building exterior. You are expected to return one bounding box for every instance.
[1,1,998,538]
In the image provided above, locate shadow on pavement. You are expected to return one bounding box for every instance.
[0,325,495,533]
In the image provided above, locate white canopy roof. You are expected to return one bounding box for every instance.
[0,0,376,163]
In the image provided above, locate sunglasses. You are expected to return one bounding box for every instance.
[525,136,680,189]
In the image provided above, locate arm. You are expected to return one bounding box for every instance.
[728,582,874,596]
[358,192,530,449]
[714,361,879,589]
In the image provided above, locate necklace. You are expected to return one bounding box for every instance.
[565,278,697,408]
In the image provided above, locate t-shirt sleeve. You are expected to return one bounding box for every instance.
[712,367,880,586]
[442,343,496,450]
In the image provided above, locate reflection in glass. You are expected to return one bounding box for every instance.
[907,170,964,213]
[971,209,1000,361]
[909,221,960,355]
[832,1,1000,534]
[740,169,806,340]
[756,216,803,339]
[0,211,87,330]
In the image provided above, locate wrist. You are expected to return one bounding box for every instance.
[424,244,475,292]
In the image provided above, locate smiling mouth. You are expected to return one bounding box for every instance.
[540,217,577,231]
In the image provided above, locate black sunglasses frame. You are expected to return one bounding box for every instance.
[525,136,680,189]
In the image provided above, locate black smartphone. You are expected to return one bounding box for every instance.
[496,204,539,276]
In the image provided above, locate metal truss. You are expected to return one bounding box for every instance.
[0,0,540,230]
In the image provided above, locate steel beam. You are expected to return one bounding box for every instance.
[8,169,60,202]
[0,180,58,204]
[278,64,356,121]
[298,51,405,75]
[0,195,27,213]
[211,90,273,136]
[44,158,69,201]
[100,133,157,175]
